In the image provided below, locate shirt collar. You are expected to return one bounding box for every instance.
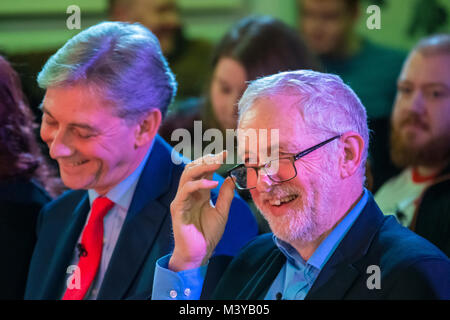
[273,188,369,271]
[88,141,154,211]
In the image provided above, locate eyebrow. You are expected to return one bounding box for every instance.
[41,105,100,133]
[422,83,450,90]
[240,146,294,164]
[398,80,450,90]
[215,77,231,87]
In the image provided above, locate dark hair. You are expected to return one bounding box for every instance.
[214,15,321,82]
[0,56,62,197]
[203,15,322,129]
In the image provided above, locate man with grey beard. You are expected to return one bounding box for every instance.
[375,34,450,257]
[149,70,449,300]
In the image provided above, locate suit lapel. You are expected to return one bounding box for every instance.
[42,193,90,299]
[236,248,286,300]
[306,195,385,300]
[98,136,175,299]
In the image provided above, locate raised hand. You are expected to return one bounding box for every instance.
[169,151,236,272]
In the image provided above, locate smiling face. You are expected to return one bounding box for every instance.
[390,51,450,168]
[40,84,146,195]
[238,95,339,243]
[210,57,248,130]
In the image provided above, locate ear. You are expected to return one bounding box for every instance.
[134,109,162,148]
[338,131,365,179]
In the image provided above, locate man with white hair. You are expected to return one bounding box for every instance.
[375,34,450,257]
[151,70,450,300]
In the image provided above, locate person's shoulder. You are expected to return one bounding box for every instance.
[40,189,86,215]
[151,134,189,173]
[375,216,449,270]
[0,178,51,204]
[373,217,450,298]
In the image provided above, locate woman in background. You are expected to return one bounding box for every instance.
[161,15,321,137]
[159,15,321,233]
[0,55,62,299]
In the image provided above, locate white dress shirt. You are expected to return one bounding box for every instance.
[62,143,153,299]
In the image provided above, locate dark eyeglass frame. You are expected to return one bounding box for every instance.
[226,135,342,190]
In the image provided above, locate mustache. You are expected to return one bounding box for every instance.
[259,184,299,201]
[397,113,429,131]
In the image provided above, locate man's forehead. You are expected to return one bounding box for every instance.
[401,52,450,85]
[41,85,118,124]
[236,128,306,161]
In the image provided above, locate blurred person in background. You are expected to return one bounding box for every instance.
[159,15,322,233]
[375,34,450,257]
[0,55,61,299]
[109,0,213,107]
[297,0,406,191]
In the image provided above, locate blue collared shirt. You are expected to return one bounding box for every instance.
[63,142,153,300]
[265,188,369,299]
[152,188,369,300]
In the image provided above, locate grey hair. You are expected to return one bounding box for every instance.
[238,69,369,179]
[37,21,177,122]
[413,33,450,56]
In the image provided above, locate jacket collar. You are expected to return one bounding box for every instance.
[306,194,385,299]
[97,135,176,299]
[239,193,385,300]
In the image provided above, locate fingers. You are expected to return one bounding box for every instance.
[177,179,219,203]
[214,177,235,218]
[179,151,228,187]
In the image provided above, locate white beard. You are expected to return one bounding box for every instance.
[254,171,335,244]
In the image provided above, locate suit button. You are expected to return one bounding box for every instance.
[169,290,177,298]
[184,288,191,297]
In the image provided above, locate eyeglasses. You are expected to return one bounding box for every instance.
[226,135,341,190]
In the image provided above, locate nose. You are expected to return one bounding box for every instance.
[408,91,426,115]
[48,129,73,159]
[255,170,275,193]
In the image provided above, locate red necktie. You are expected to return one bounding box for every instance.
[62,197,114,300]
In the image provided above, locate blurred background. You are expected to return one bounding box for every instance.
[1,0,449,52]
[1,0,449,108]
[1,0,449,111]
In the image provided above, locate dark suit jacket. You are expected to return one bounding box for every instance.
[0,179,51,299]
[24,135,258,300]
[414,163,450,257]
[212,195,450,300]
